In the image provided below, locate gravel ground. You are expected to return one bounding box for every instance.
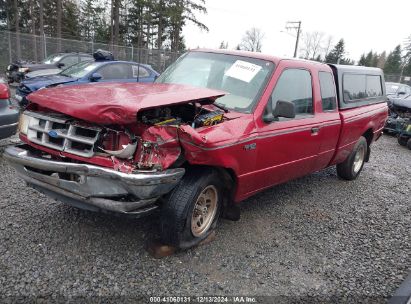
[0,134,410,302]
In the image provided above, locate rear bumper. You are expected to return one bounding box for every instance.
[4,144,185,216]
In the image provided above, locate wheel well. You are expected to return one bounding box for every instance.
[362,128,374,147]
[362,128,373,162]
[184,164,237,202]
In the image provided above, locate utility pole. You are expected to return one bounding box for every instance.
[285,21,302,58]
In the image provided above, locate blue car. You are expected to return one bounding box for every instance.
[15,60,160,106]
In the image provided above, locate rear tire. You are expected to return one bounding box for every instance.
[337,136,368,181]
[160,167,222,249]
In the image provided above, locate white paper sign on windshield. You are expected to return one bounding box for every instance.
[225,60,262,83]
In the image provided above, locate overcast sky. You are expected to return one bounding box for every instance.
[182,0,411,62]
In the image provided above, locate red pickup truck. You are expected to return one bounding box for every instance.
[5,49,388,249]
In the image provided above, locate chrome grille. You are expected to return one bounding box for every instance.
[25,111,101,158]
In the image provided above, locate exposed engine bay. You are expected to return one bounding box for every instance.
[389,99,411,118]
[99,102,226,163]
[138,103,224,128]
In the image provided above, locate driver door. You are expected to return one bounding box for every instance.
[251,63,322,192]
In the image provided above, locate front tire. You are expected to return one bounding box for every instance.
[337,136,368,180]
[160,167,222,249]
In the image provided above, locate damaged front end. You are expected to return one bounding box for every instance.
[5,91,228,216]
[386,99,411,134]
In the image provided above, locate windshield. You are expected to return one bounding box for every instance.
[156,52,275,112]
[42,54,63,64]
[386,83,400,94]
[59,60,97,78]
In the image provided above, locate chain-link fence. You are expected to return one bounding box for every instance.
[0,30,182,73]
[385,74,411,86]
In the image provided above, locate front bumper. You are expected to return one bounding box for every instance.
[4,144,185,216]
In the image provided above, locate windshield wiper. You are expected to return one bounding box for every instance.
[214,102,229,113]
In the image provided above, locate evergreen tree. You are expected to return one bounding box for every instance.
[371,52,379,67]
[80,0,105,41]
[403,36,411,75]
[0,0,209,57]
[63,1,81,39]
[325,39,346,64]
[364,51,373,66]
[358,53,367,66]
[384,45,402,74]
[377,51,386,69]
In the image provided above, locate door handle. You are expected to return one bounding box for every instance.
[311,127,320,135]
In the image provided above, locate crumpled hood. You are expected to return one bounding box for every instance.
[22,74,78,91]
[27,82,226,125]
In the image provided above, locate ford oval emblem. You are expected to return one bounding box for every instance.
[48,130,59,138]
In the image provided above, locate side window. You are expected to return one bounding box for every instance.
[366,75,382,97]
[271,69,313,116]
[97,64,131,80]
[60,55,79,67]
[343,74,383,102]
[343,74,366,101]
[132,65,150,78]
[319,72,337,111]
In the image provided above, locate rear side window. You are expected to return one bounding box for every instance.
[271,69,313,116]
[319,72,337,111]
[97,64,131,79]
[343,74,383,102]
[366,75,382,97]
[132,65,150,78]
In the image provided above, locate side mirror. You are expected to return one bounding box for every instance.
[263,99,295,123]
[57,62,65,68]
[90,72,102,82]
[273,100,296,118]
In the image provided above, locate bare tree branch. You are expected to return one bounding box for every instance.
[300,31,325,60]
[240,27,264,52]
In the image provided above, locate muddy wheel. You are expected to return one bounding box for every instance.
[337,136,368,181]
[160,167,222,249]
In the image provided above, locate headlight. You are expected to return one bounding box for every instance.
[19,113,31,135]
[18,67,30,73]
